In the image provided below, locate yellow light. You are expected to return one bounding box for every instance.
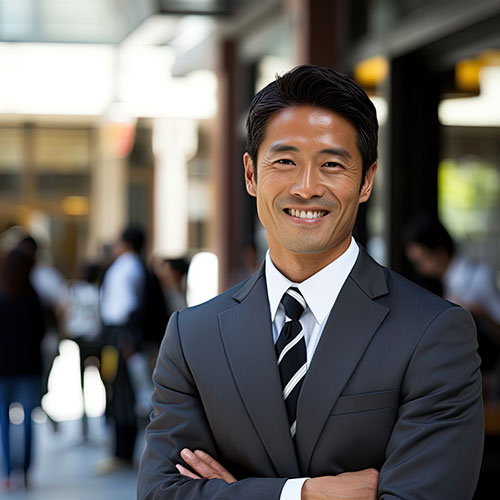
[455,59,481,92]
[353,56,389,89]
[61,196,89,216]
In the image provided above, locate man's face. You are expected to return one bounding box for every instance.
[244,105,376,264]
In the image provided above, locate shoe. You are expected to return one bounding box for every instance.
[94,457,131,476]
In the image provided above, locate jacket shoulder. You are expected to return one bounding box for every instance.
[381,266,473,329]
[176,271,260,331]
[354,248,469,323]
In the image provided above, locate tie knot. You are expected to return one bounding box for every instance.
[281,287,306,322]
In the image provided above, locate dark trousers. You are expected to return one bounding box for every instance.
[101,326,137,463]
[73,336,102,440]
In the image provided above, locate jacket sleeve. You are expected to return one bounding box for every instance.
[137,311,287,500]
[378,306,484,499]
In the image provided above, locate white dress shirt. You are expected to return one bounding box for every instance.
[265,238,360,500]
[100,251,145,326]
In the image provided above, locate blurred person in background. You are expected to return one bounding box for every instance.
[98,225,147,472]
[61,261,103,443]
[155,257,189,315]
[16,235,67,431]
[404,214,500,397]
[0,243,45,491]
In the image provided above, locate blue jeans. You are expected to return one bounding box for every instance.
[0,375,41,479]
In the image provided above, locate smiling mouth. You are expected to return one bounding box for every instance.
[285,208,329,219]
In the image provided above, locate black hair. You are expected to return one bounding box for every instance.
[403,214,455,256]
[245,65,378,180]
[165,258,189,277]
[0,248,35,297]
[121,225,145,254]
[83,262,101,284]
[16,235,38,256]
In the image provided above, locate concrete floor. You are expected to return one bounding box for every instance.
[1,416,141,500]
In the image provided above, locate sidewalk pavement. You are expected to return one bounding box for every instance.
[1,416,141,500]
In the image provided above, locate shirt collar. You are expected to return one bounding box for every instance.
[265,238,359,324]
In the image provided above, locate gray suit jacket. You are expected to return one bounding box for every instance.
[137,249,484,499]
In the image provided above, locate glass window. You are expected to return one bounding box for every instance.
[439,60,500,284]
[439,127,500,275]
[128,182,149,228]
[0,127,23,197]
[33,129,90,172]
[32,128,91,198]
[36,173,90,199]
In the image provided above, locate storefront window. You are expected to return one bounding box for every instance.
[439,62,500,283]
[0,128,23,198]
[33,128,91,199]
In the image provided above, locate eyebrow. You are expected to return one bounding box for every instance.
[268,143,299,153]
[318,148,353,160]
[268,143,353,160]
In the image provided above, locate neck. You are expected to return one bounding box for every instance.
[269,240,351,283]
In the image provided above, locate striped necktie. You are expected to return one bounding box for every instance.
[275,287,307,438]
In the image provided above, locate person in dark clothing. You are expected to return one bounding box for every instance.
[15,235,65,433]
[0,246,45,490]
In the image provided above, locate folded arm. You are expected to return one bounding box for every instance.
[136,311,288,500]
[178,447,378,500]
[378,306,484,499]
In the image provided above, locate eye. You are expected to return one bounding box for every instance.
[276,159,295,166]
[323,161,344,169]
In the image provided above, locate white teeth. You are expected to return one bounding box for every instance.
[288,209,326,219]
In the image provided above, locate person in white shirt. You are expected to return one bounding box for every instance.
[99,226,146,471]
[138,65,483,500]
[62,262,102,442]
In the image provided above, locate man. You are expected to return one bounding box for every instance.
[138,65,483,499]
[100,225,147,470]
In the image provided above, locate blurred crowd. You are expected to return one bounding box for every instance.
[0,224,189,492]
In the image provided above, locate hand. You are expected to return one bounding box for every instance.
[176,448,237,484]
[301,469,379,500]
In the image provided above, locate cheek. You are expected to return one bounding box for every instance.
[256,177,282,206]
[255,194,274,227]
[333,183,362,210]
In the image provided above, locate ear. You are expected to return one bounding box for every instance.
[359,162,377,203]
[243,153,257,197]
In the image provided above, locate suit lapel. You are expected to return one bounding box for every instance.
[295,249,390,474]
[217,265,300,477]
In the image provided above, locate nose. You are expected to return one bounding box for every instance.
[289,163,326,199]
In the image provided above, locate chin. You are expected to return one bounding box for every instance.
[283,241,332,256]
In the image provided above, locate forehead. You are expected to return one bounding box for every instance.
[260,105,359,154]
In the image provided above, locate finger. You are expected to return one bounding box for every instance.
[180,448,233,482]
[180,448,216,478]
[194,450,237,483]
[175,464,201,480]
